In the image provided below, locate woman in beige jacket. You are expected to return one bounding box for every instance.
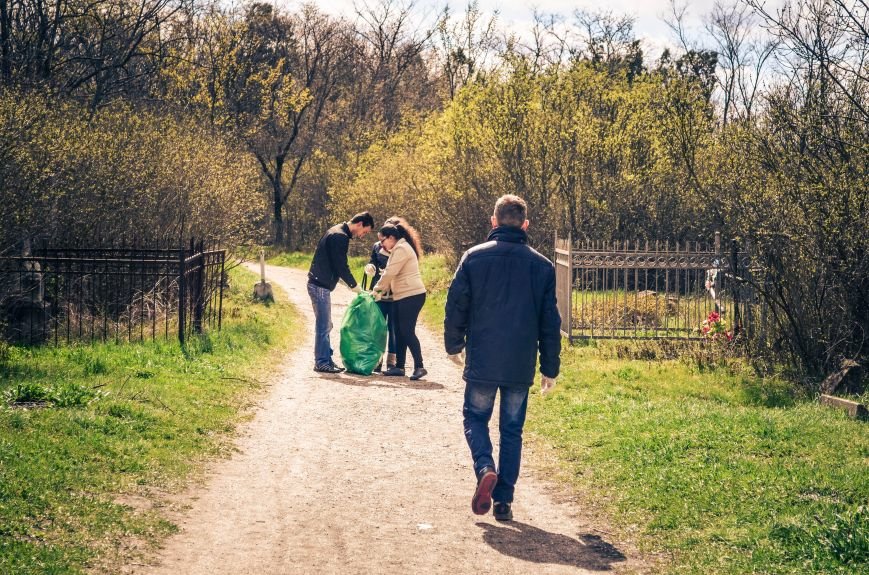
[372,221,427,380]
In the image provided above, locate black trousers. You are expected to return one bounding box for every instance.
[393,293,426,369]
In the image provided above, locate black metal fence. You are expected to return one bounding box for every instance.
[0,239,225,346]
[555,232,761,341]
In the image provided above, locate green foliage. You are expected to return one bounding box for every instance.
[337,14,868,379]
[161,2,438,248]
[339,59,714,258]
[2,381,52,404]
[0,266,302,572]
[0,90,265,249]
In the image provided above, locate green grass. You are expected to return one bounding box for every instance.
[527,345,869,574]
[265,251,315,270]
[420,254,452,330]
[0,265,303,574]
[266,251,370,286]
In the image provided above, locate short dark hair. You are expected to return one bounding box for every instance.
[350,212,375,228]
[494,195,527,227]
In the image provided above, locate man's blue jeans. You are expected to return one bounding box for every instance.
[307,281,333,367]
[463,384,529,504]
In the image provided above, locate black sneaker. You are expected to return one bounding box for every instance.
[472,466,498,515]
[409,368,427,381]
[314,364,342,374]
[493,501,513,522]
[382,367,405,377]
[329,363,346,373]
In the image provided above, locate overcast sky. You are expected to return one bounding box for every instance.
[278,0,733,57]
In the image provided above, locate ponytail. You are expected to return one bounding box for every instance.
[396,223,422,258]
[380,220,423,258]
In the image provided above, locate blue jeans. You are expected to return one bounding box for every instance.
[307,281,333,367]
[376,300,396,354]
[463,384,529,503]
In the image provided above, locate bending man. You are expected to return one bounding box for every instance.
[308,212,374,373]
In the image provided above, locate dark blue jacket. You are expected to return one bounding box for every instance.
[444,226,561,388]
[368,241,390,287]
[308,223,356,290]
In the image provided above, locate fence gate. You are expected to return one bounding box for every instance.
[555,233,756,341]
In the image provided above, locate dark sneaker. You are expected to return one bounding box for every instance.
[329,363,346,373]
[314,364,342,374]
[382,367,405,377]
[493,501,513,522]
[472,466,498,515]
[409,368,427,381]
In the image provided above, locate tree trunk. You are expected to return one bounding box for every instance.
[272,155,285,245]
[0,0,11,79]
[273,180,284,246]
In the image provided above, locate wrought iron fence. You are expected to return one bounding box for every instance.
[555,233,760,341]
[0,239,225,346]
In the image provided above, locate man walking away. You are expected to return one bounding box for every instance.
[444,195,561,521]
[308,212,374,373]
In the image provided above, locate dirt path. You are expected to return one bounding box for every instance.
[133,264,646,575]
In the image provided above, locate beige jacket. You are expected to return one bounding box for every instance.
[373,238,426,301]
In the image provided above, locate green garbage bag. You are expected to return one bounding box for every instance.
[340,292,387,375]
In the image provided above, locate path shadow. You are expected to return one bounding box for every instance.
[477,521,626,571]
[324,372,445,391]
[403,379,446,391]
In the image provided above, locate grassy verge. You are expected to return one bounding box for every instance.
[0,265,302,574]
[527,343,868,574]
[264,251,315,270]
[266,251,369,284]
[419,254,452,330]
[420,254,868,574]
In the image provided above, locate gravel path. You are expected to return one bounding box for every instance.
[133,264,645,575]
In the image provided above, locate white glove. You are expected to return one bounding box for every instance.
[351,285,362,293]
[364,263,376,277]
[541,376,556,395]
[448,351,465,367]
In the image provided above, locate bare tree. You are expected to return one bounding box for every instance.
[574,10,635,62]
[567,10,644,81]
[748,0,868,122]
[663,0,697,53]
[0,0,190,109]
[350,0,437,131]
[515,10,573,72]
[200,3,355,245]
[436,0,500,99]
[705,1,776,124]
